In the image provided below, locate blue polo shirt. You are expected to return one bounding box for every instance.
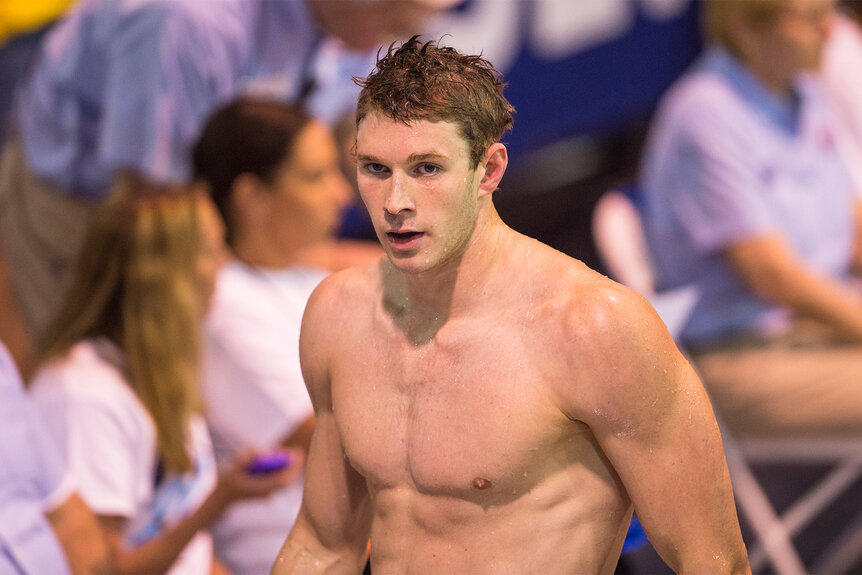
[640,47,858,345]
[0,344,73,575]
[15,0,370,201]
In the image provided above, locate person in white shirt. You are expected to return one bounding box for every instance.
[28,173,301,575]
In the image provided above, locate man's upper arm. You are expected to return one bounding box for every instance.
[573,286,748,574]
[274,277,371,574]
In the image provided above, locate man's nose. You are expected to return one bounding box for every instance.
[383,172,414,215]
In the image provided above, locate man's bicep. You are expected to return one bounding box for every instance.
[278,411,371,574]
[285,275,371,569]
[299,411,371,543]
[588,334,745,572]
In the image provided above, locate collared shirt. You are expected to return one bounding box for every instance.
[640,47,858,345]
[0,343,74,575]
[16,0,369,201]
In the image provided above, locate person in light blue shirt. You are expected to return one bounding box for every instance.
[0,341,109,575]
[0,0,458,375]
[640,0,862,437]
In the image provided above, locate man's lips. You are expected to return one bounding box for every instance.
[386,230,423,250]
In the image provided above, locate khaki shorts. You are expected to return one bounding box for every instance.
[690,323,862,438]
[0,138,97,340]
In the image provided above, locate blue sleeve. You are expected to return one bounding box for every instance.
[97,4,241,183]
[660,86,777,253]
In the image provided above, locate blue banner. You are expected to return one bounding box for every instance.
[429,0,703,160]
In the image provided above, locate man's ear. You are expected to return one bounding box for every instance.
[478,143,508,197]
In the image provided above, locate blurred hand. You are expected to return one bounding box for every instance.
[217,448,305,502]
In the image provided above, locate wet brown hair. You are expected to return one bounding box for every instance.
[355,36,515,168]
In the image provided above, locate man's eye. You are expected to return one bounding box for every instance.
[417,164,439,175]
[364,163,387,174]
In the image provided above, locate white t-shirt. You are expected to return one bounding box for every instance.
[28,338,217,575]
[202,261,325,575]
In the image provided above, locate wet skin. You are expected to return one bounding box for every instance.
[275,116,749,575]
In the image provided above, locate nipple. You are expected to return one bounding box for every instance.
[472,477,493,490]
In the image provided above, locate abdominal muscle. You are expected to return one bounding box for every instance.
[365,463,632,575]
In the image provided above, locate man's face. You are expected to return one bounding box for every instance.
[355,113,483,275]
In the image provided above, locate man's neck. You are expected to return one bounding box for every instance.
[383,208,509,343]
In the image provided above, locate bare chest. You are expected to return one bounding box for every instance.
[329,324,586,502]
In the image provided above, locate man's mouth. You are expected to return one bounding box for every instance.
[386,231,423,250]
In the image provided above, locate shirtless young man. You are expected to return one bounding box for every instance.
[272,37,750,575]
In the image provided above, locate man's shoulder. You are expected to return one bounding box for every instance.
[534,266,689,422]
[549,269,656,341]
[514,238,643,321]
[510,241,664,349]
[304,262,380,320]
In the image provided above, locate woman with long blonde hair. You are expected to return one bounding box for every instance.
[28,172,300,575]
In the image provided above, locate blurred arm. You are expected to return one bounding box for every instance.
[725,231,862,341]
[45,492,113,575]
[98,453,302,575]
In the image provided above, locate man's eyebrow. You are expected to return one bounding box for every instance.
[356,153,383,164]
[355,152,447,164]
[406,152,446,163]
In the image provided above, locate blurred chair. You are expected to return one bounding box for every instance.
[592,188,862,575]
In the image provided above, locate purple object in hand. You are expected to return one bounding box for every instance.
[246,452,292,475]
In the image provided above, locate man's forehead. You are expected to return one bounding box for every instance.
[355,113,468,155]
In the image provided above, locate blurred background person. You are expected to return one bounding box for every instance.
[27,173,300,575]
[639,0,862,438]
[0,339,110,575]
[193,97,379,575]
[0,0,76,381]
[821,0,862,169]
[0,0,459,377]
